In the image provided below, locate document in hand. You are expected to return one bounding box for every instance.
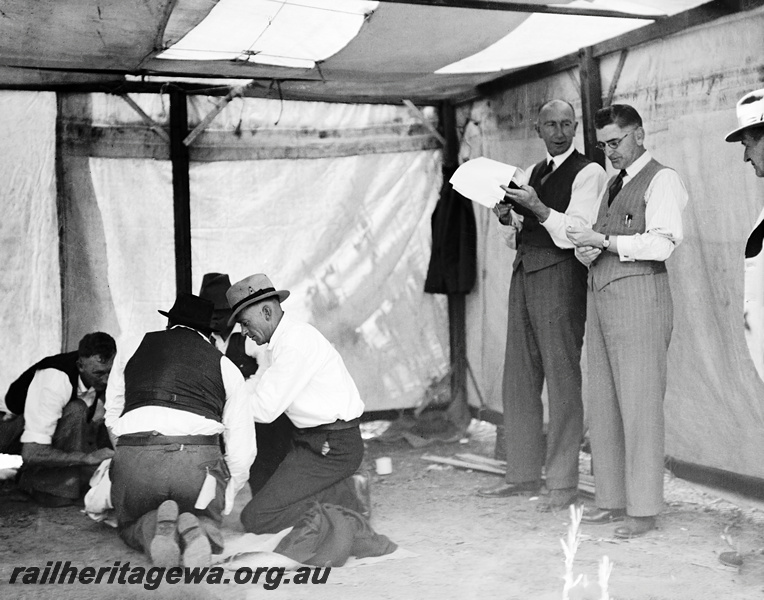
[449,157,525,209]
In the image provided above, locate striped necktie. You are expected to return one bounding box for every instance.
[607,170,627,206]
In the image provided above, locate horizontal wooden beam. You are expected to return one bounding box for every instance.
[459,0,746,105]
[377,0,665,19]
[60,121,442,161]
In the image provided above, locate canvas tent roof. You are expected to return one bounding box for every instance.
[0,0,709,103]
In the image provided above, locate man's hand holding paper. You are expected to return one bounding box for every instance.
[449,157,525,209]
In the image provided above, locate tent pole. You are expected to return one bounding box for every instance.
[169,90,192,295]
[440,101,470,430]
[55,93,69,351]
[578,46,605,168]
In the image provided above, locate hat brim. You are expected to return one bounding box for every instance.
[227,289,290,326]
[158,310,217,333]
[725,122,764,142]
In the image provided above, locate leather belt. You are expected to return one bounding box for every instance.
[296,417,360,434]
[117,432,220,447]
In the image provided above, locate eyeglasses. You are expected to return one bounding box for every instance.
[596,130,635,151]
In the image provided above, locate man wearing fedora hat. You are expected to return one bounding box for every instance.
[726,88,764,258]
[226,273,367,534]
[718,88,764,570]
[199,272,294,497]
[105,292,256,567]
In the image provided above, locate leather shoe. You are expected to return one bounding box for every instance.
[477,481,540,498]
[718,551,744,568]
[581,507,626,524]
[178,513,212,568]
[150,500,180,567]
[537,487,578,513]
[614,515,656,538]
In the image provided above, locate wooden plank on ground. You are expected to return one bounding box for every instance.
[421,454,505,475]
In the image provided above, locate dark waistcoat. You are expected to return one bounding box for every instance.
[514,150,592,273]
[5,352,79,416]
[123,328,226,422]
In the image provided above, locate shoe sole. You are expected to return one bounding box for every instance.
[178,513,211,568]
[478,490,540,498]
[582,515,626,524]
[150,500,180,567]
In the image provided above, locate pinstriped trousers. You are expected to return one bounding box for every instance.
[586,271,673,516]
[502,259,587,489]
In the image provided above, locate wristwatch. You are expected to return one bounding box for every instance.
[602,234,611,249]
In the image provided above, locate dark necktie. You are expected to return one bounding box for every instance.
[607,170,627,206]
[538,160,554,185]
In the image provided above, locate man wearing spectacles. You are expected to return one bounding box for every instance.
[566,104,688,539]
[478,99,607,512]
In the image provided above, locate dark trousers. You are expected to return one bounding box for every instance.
[502,259,587,489]
[18,398,109,500]
[249,414,294,497]
[111,442,227,554]
[241,425,364,534]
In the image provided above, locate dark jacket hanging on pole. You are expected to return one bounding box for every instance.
[424,182,477,295]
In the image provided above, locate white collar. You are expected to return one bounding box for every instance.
[547,144,576,169]
[622,150,652,179]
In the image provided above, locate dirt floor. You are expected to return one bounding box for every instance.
[1,419,764,600]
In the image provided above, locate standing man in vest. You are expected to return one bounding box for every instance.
[478,99,607,511]
[566,104,688,538]
[199,272,294,496]
[9,332,116,506]
[105,293,255,567]
[227,273,367,534]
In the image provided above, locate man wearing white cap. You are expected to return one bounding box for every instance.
[226,274,367,534]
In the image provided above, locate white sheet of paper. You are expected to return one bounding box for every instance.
[449,157,523,208]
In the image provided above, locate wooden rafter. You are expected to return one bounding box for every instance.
[376,0,666,20]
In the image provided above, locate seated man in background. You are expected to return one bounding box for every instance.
[105,293,255,568]
[227,273,368,534]
[6,332,116,506]
[199,272,294,497]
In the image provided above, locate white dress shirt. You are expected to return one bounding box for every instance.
[21,370,100,445]
[105,325,256,512]
[245,313,365,429]
[500,144,608,249]
[597,150,688,262]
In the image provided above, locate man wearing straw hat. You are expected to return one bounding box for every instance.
[105,293,256,567]
[226,273,368,534]
[725,88,764,258]
[199,272,294,497]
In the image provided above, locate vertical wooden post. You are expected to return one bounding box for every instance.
[440,101,470,430]
[578,46,605,168]
[169,90,192,294]
[55,93,69,351]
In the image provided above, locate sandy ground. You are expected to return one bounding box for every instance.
[1,419,763,600]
